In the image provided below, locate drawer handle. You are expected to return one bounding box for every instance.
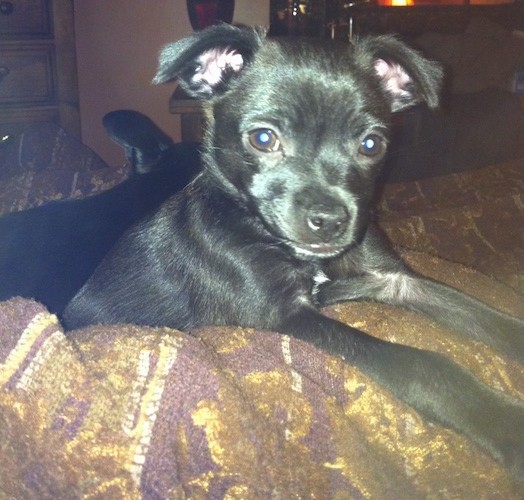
[1,134,12,145]
[1,134,13,152]
[0,1,14,15]
[0,65,10,82]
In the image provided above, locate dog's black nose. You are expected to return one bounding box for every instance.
[306,204,349,242]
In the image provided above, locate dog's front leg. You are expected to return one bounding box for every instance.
[392,276,524,362]
[318,228,524,362]
[318,266,524,364]
[279,307,524,481]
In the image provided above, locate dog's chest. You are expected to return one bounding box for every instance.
[312,269,330,297]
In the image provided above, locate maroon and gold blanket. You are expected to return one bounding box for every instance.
[1,253,523,497]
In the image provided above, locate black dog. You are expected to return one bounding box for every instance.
[0,111,200,314]
[64,25,524,480]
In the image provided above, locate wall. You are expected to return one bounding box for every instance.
[74,0,269,165]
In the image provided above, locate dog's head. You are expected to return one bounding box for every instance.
[154,25,442,259]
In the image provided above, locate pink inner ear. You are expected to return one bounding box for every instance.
[373,58,412,102]
[193,47,244,88]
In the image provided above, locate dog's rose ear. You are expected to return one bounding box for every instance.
[356,35,443,112]
[153,24,265,99]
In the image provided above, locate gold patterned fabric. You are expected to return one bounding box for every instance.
[0,253,523,498]
[378,158,524,292]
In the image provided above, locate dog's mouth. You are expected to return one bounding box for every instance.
[289,241,347,259]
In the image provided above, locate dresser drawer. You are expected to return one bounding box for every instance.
[0,0,51,38]
[0,43,55,105]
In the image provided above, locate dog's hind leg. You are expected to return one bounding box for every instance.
[103,110,174,174]
[278,307,524,481]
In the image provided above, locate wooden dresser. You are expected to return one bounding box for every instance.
[0,0,80,151]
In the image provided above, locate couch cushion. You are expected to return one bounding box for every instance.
[415,17,524,94]
[0,123,107,180]
[0,123,130,214]
[382,90,523,182]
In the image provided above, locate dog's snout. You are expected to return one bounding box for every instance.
[306,204,349,242]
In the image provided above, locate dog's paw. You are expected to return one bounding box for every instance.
[373,344,524,483]
[488,397,524,483]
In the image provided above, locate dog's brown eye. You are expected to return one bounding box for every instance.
[248,129,281,153]
[359,134,385,157]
